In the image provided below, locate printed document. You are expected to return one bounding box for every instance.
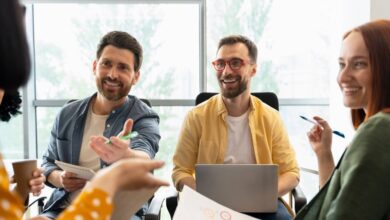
[173,186,259,220]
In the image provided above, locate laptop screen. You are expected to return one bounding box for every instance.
[195,164,279,213]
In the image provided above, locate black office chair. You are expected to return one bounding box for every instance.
[196,92,279,111]
[140,98,152,108]
[195,92,306,213]
[144,92,307,220]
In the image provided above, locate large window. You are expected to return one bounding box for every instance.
[0,112,24,158]
[2,0,370,206]
[206,0,335,98]
[31,3,200,162]
[34,3,199,100]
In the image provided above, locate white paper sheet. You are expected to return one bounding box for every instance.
[173,186,259,220]
[55,160,95,180]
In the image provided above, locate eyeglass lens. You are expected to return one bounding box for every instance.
[213,58,244,71]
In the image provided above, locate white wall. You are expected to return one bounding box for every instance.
[329,0,369,158]
[371,0,390,20]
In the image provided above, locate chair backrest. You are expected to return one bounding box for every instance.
[66,99,78,104]
[195,92,279,111]
[140,98,152,107]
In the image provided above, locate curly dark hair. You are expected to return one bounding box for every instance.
[0,90,22,122]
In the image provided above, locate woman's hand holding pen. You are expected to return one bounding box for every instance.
[306,116,336,188]
[307,116,333,156]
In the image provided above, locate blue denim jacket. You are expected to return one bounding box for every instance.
[41,93,160,217]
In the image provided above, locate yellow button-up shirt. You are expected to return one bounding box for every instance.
[172,94,299,190]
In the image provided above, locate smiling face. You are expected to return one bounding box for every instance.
[338,31,372,111]
[215,43,257,99]
[93,45,139,102]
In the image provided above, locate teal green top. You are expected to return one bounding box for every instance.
[296,112,390,220]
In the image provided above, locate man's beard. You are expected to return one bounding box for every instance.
[219,75,248,99]
[96,77,131,101]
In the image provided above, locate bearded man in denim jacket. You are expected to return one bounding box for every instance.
[41,31,160,220]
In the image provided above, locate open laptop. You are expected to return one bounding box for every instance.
[195,164,278,213]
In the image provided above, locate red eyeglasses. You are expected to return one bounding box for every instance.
[211,58,252,72]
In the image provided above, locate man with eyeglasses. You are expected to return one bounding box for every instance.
[172,35,299,220]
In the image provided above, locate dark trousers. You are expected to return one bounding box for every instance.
[244,200,293,220]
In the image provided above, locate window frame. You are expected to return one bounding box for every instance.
[22,0,328,178]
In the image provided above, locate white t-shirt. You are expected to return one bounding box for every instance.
[224,110,256,164]
[68,105,108,202]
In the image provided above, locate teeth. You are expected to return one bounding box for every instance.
[105,81,120,87]
[223,79,237,83]
[343,87,359,92]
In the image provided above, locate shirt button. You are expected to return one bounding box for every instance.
[107,124,111,128]
[112,110,116,114]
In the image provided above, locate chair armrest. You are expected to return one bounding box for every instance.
[27,196,46,214]
[292,185,307,213]
[144,188,178,220]
[144,193,165,220]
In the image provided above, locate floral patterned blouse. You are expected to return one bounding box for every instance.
[0,155,113,220]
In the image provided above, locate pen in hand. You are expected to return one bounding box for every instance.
[299,116,345,138]
[105,131,139,144]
